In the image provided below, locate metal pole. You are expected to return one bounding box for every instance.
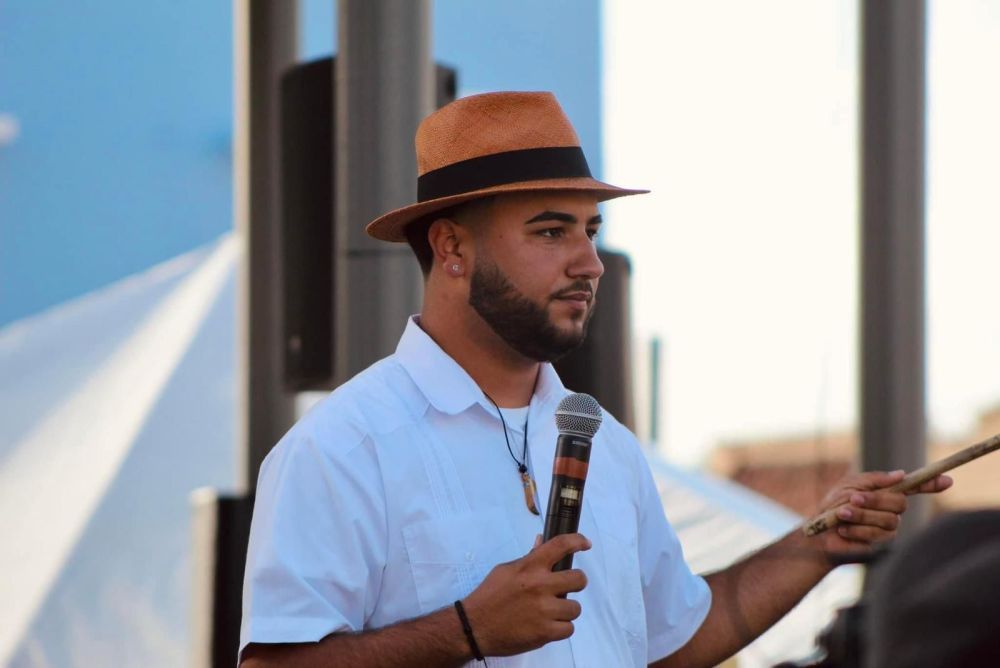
[333,0,431,385]
[860,0,927,530]
[235,0,297,492]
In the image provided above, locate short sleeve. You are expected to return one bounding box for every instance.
[238,425,387,660]
[634,447,712,663]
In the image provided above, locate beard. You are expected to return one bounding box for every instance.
[468,257,594,362]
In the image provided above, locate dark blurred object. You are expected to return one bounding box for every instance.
[866,510,1000,668]
[281,58,334,390]
[280,56,457,390]
[191,491,255,668]
[773,513,1000,668]
[554,249,634,431]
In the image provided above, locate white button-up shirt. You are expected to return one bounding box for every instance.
[240,318,710,666]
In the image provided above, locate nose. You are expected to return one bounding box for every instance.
[569,236,604,281]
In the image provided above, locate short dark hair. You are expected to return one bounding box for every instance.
[405,197,495,278]
[405,212,443,277]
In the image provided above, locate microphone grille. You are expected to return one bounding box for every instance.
[555,393,603,437]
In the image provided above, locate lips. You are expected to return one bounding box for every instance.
[552,281,594,301]
[553,290,593,311]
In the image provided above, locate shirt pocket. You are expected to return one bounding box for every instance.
[592,499,646,641]
[402,506,520,615]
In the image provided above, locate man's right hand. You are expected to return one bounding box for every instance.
[460,533,591,657]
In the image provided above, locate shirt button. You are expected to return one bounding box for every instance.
[465,552,474,562]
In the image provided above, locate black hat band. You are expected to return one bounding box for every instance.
[417,146,592,202]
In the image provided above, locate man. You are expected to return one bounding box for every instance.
[239,92,950,667]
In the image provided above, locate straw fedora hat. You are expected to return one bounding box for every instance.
[365,91,648,242]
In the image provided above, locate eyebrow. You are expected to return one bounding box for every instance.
[524,211,603,225]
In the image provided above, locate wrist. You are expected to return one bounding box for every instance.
[454,599,486,662]
[786,527,838,574]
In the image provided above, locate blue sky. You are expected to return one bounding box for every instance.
[0,1,233,326]
[0,0,601,326]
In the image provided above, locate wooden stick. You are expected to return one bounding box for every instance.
[802,432,1000,537]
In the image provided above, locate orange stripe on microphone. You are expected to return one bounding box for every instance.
[553,456,589,479]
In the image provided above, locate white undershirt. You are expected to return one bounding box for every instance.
[498,405,529,435]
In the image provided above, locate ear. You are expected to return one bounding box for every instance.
[428,216,469,277]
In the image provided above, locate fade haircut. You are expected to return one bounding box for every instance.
[405,196,496,278]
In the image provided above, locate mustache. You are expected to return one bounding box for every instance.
[550,281,594,301]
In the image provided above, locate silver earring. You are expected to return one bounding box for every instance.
[451,264,460,272]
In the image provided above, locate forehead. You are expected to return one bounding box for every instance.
[490,191,601,224]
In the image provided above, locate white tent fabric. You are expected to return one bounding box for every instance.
[0,234,857,667]
[0,237,238,667]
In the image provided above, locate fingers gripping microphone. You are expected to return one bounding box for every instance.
[543,393,603,572]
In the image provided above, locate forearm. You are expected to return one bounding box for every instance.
[240,605,473,668]
[653,469,953,668]
[653,529,832,668]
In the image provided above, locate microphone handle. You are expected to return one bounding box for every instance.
[543,433,592,572]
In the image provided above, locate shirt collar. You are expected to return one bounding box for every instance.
[533,356,566,407]
[395,316,566,415]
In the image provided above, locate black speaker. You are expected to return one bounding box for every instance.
[280,57,457,390]
[281,58,333,390]
[554,249,635,430]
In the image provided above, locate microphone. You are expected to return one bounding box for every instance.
[542,392,603,572]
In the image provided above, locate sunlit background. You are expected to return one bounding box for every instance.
[606,0,1000,468]
[2,1,998,666]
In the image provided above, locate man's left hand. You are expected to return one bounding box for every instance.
[811,470,953,557]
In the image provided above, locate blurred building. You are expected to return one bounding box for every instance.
[709,404,1000,515]
[709,431,855,518]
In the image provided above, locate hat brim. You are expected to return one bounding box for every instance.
[365,177,649,242]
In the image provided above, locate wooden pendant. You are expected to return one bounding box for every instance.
[521,471,540,515]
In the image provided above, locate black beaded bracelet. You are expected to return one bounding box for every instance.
[453,599,486,662]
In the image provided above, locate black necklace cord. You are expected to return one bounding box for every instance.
[484,393,530,474]
[484,393,540,515]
